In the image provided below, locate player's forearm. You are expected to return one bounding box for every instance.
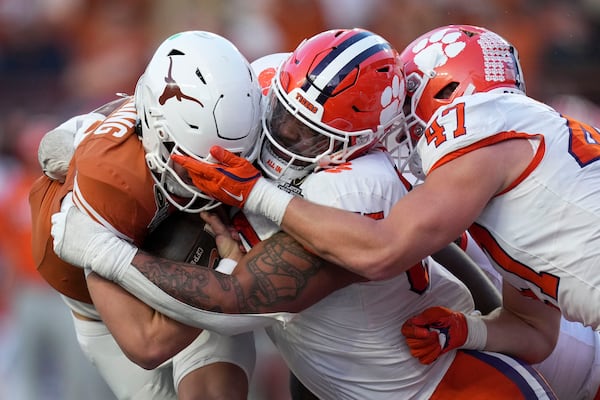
[280,197,403,280]
[113,255,283,335]
[131,251,242,313]
[131,231,361,314]
[482,306,559,364]
[87,273,201,369]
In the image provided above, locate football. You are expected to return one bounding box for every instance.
[142,210,221,269]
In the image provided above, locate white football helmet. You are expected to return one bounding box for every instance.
[135,31,262,212]
[254,29,405,183]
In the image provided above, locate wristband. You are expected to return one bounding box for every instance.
[215,258,237,275]
[244,178,293,226]
[463,313,488,350]
[89,236,137,283]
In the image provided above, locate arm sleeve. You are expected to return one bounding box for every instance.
[113,264,295,335]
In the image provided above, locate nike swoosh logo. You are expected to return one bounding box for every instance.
[221,188,244,202]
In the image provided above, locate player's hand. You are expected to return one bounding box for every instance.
[174,146,294,225]
[51,194,137,281]
[200,211,245,262]
[401,306,469,364]
[172,146,262,209]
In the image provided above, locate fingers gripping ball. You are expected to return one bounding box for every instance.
[142,209,224,269]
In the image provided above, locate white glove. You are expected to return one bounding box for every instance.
[51,195,137,282]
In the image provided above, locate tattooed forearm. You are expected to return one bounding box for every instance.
[132,231,361,315]
[241,231,324,311]
[133,251,236,313]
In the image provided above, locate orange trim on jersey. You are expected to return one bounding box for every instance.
[323,162,352,174]
[397,170,413,192]
[455,232,468,251]
[469,223,560,301]
[428,132,544,197]
[497,134,545,196]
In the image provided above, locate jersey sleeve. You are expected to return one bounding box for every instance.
[29,172,93,303]
[72,99,158,245]
[416,93,513,175]
[416,93,551,176]
[301,151,406,218]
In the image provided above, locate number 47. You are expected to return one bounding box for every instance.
[425,101,600,168]
[424,102,467,147]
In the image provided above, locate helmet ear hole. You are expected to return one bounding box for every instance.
[434,82,459,100]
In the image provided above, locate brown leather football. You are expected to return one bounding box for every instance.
[142,210,221,269]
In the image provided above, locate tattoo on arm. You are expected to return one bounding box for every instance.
[132,232,355,314]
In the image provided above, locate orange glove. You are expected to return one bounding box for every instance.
[401,306,469,365]
[172,146,262,209]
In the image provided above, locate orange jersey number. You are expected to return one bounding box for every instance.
[566,115,600,167]
[425,102,467,147]
[469,223,559,301]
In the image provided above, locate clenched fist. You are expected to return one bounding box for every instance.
[401,306,470,364]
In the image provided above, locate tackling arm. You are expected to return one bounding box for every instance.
[87,273,202,369]
[52,203,363,334]
[278,151,499,280]
[481,281,561,364]
[277,140,532,280]
[174,141,531,280]
[131,231,362,315]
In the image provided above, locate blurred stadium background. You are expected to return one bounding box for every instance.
[0,0,598,399]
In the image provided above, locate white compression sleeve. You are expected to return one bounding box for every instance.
[114,264,295,336]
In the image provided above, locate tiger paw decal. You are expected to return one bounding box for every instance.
[380,74,404,126]
[411,28,466,72]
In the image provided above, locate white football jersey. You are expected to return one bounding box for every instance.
[246,150,475,399]
[417,92,600,329]
[462,231,600,400]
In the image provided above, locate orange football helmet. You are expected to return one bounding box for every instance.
[400,24,526,141]
[257,28,405,182]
